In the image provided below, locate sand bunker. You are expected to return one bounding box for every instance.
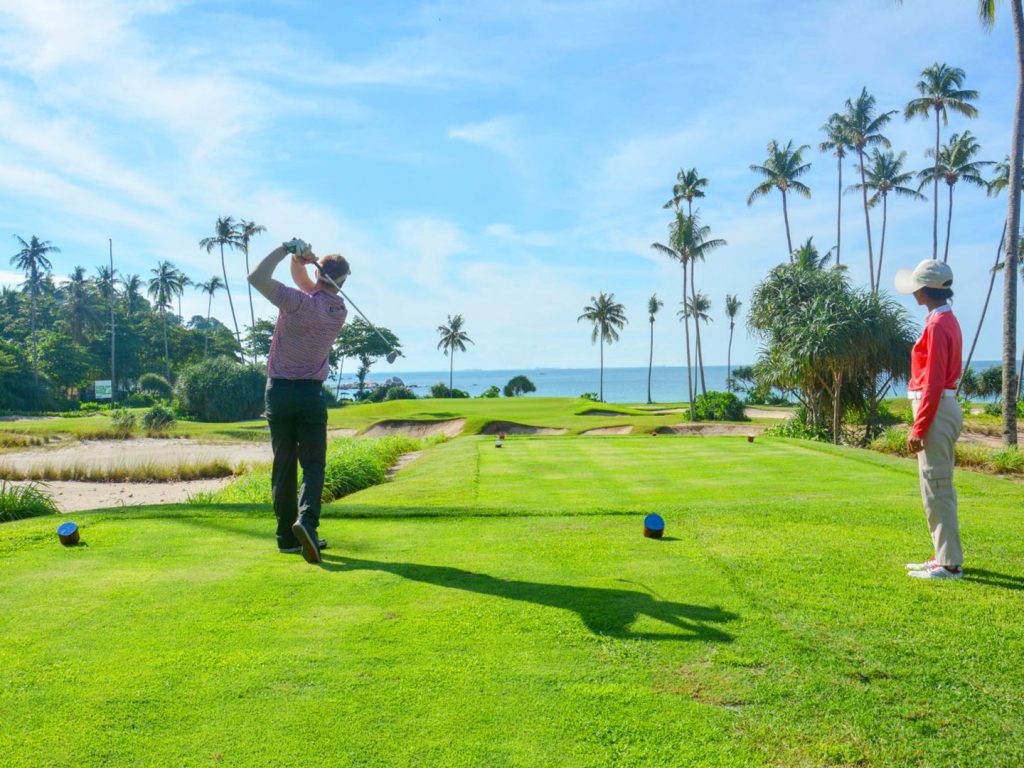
[744,408,794,420]
[480,421,568,436]
[362,419,466,438]
[8,478,234,513]
[0,438,271,475]
[327,428,358,439]
[654,423,767,436]
[581,425,633,436]
[579,409,632,417]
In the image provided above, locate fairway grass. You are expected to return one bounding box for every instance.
[2,436,1023,767]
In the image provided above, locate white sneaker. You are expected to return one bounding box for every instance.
[905,558,935,571]
[908,564,963,580]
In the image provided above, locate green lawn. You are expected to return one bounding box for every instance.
[2,434,1023,767]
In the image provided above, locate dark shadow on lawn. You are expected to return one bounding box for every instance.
[320,554,737,642]
[964,568,1024,592]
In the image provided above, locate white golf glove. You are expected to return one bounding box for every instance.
[284,238,312,257]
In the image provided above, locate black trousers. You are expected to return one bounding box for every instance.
[265,378,327,548]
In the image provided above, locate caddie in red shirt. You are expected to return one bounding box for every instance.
[248,239,349,565]
[894,259,964,580]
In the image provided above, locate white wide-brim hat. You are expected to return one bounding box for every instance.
[894,259,954,295]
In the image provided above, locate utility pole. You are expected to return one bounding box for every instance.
[109,238,116,405]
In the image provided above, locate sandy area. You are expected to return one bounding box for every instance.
[7,477,234,513]
[654,424,767,436]
[480,421,568,436]
[959,430,1024,448]
[328,428,358,439]
[744,408,794,420]
[580,425,633,436]
[362,419,466,438]
[0,437,272,474]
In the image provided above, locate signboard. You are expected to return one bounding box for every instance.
[95,380,112,400]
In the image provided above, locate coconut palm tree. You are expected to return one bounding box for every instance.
[577,292,627,403]
[725,294,742,392]
[904,63,980,261]
[820,112,852,265]
[199,217,243,355]
[10,235,59,397]
[748,139,812,258]
[122,273,144,318]
[679,292,712,394]
[197,276,225,356]
[646,294,663,404]
[843,88,897,292]
[62,266,100,345]
[663,167,708,217]
[848,149,924,288]
[148,261,177,379]
[171,267,191,322]
[791,237,832,271]
[436,314,473,395]
[916,131,993,263]
[652,211,726,406]
[237,219,266,358]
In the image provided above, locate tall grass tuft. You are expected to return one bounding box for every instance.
[0,458,240,482]
[194,436,423,505]
[870,426,1024,476]
[0,481,59,522]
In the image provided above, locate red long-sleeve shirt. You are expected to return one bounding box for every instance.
[908,306,962,438]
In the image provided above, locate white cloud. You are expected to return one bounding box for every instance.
[449,116,525,163]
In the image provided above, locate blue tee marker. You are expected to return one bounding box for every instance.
[643,513,665,539]
[57,521,80,546]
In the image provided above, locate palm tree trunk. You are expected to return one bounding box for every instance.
[1002,0,1024,445]
[162,308,170,380]
[727,324,734,392]
[832,371,843,445]
[336,358,345,399]
[835,153,843,265]
[876,193,888,290]
[449,351,454,394]
[943,184,954,264]
[858,148,876,292]
[681,263,694,415]
[30,291,38,407]
[244,245,256,361]
[599,328,605,402]
[220,242,243,362]
[933,108,941,261]
[647,319,654,404]
[690,260,707,397]
[205,294,213,356]
[961,223,1006,394]
[781,189,793,259]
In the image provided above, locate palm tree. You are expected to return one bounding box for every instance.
[679,292,712,393]
[95,259,119,404]
[436,314,473,394]
[171,267,191,322]
[122,273,144,318]
[848,149,924,288]
[148,261,177,379]
[646,294,663,404]
[199,217,243,356]
[917,131,993,263]
[652,211,726,406]
[10,235,59,397]
[791,237,833,271]
[820,112,852,265]
[663,167,708,216]
[725,294,742,392]
[62,266,100,345]
[748,139,812,258]
[197,276,225,356]
[844,88,897,292]
[237,220,266,359]
[904,63,980,261]
[577,292,627,403]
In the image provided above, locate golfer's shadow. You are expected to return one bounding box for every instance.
[320,555,737,642]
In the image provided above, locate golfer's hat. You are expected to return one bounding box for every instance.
[894,259,954,295]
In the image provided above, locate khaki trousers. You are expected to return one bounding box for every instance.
[912,396,964,566]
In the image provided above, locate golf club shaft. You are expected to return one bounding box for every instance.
[313,262,397,357]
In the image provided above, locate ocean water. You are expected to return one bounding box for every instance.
[329,359,1005,404]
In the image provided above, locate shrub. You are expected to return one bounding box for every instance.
[503,375,537,397]
[479,386,501,398]
[139,372,173,399]
[580,392,599,401]
[692,391,746,422]
[0,481,59,522]
[79,402,102,413]
[126,391,155,407]
[142,404,176,435]
[991,447,1024,474]
[869,426,912,458]
[429,383,468,398]
[983,401,1002,417]
[110,409,137,438]
[175,357,265,422]
[384,385,416,401]
[765,406,830,441]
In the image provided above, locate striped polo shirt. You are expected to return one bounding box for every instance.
[266,280,347,381]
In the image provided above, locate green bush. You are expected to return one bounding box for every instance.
[869,426,912,458]
[765,407,830,442]
[430,383,468,398]
[0,481,59,522]
[385,385,416,401]
[692,391,746,422]
[478,386,501,398]
[79,402,103,413]
[991,446,1024,474]
[126,391,155,407]
[503,375,537,397]
[110,409,137,438]
[138,372,173,399]
[175,357,265,422]
[141,404,176,435]
[983,401,1002,417]
[580,392,599,401]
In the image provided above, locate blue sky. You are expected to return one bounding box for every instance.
[0,0,1018,371]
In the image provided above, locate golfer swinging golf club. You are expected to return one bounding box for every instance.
[249,239,350,564]
[894,259,963,580]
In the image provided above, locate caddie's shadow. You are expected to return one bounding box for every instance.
[320,554,737,642]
